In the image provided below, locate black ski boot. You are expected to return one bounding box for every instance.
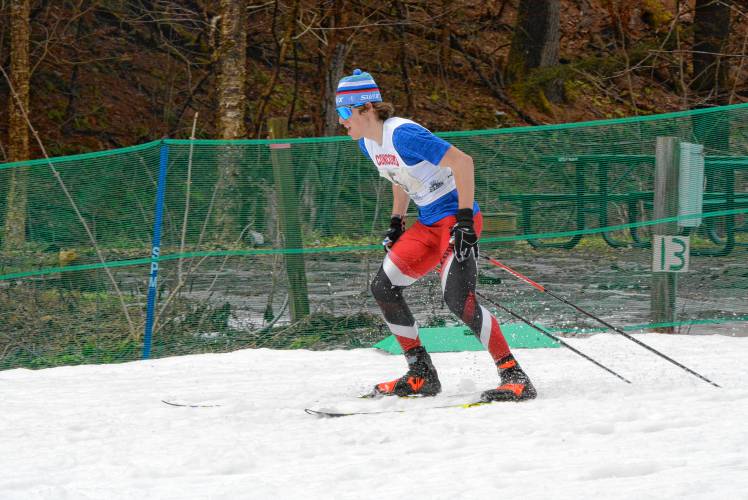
[373,346,442,397]
[480,354,537,402]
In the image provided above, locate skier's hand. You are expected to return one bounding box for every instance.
[382,216,405,252]
[450,208,479,262]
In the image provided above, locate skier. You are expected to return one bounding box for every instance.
[336,69,536,402]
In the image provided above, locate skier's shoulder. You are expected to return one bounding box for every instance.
[389,118,451,166]
[386,117,429,137]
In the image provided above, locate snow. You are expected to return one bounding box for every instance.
[1,333,747,499]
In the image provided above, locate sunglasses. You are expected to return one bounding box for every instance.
[336,104,364,120]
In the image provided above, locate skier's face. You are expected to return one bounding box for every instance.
[338,103,368,140]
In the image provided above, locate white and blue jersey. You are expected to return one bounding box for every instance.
[359,117,480,225]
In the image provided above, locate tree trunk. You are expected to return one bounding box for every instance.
[322,43,348,137]
[321,0,349,137]
[213,0,247,243]
[394,0,415,117]
[691,1,733,212]
[254,0,300,137]
[692,0,732,104]
[506,0,563,103]
[216,0,247,139]
[3,0,31,251]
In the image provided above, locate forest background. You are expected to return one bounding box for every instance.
[1,0,746,256]
[1,0,746,162]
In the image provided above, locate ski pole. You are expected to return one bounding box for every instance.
[481,254,721,388]
[474,291,631,384]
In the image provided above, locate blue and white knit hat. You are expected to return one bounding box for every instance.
[335,69,383,107]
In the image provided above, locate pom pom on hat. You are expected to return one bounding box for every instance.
[335,69,382,107]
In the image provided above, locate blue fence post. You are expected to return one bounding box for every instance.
[143,141,170,359]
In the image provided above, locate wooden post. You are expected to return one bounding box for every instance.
[268,117,309,321]
[651,137,679,333]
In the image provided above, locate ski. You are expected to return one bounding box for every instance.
[162,399,222,408]
[305,400,492,418]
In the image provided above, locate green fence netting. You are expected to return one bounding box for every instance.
[1,103,747,369]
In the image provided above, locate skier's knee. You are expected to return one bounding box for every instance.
[371,269,397,302]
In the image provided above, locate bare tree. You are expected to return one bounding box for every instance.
[212,0,247,242]
[692,0,732,105]
[506,0,563,104]
[3,0,31,250]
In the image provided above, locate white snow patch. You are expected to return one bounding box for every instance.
[0,334,747,499]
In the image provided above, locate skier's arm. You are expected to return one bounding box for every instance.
[439,146,475,210]
[391,183,410,218]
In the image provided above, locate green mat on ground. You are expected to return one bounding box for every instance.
[374,323,560,354]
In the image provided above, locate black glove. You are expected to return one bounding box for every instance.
[450,208,479,262]
[382,215,405,252]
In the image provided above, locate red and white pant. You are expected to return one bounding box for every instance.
[370,212,512,362]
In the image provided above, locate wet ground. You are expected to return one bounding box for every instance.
[166,243,748,338]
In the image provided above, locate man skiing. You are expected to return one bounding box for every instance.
[336,69,536,402]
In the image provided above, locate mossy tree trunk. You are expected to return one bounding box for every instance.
[3,0,31,251]
[506,0,563,104]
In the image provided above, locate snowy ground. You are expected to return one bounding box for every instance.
[1,333,747,500]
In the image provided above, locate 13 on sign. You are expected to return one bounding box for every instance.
[652,235,690,272]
